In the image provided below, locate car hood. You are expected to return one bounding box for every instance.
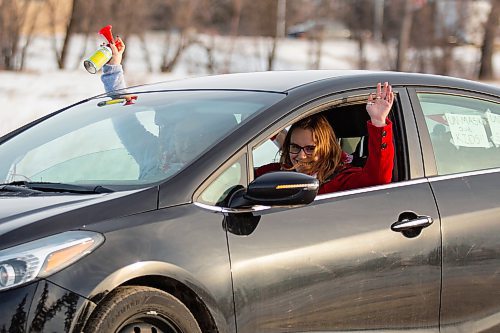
[0,188,158,248]
[0,193,107,224]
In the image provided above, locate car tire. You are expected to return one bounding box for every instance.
[84,286,202,333]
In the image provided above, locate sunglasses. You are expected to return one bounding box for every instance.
[289,143,316,155]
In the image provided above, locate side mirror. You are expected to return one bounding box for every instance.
[229,171,319,208]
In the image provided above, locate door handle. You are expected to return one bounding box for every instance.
[391,215,433,232]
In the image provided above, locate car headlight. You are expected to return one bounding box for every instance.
[0,231,104,291]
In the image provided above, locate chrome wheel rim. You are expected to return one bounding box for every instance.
[117,314,180,333]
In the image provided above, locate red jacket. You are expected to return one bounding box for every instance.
[255,120,394,195]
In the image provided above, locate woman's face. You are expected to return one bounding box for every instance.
[289,127,317,174]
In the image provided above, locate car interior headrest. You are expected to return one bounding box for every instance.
[324,104,370,138]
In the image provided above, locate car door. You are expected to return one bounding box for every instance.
[225,88,442,332]
[412,88,500,333]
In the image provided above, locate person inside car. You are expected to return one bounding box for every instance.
[101,37,192,179]
[101,37,127,96]
[101,38,394,193]
[255,82,395,194]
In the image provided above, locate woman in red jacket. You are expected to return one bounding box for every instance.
[255,82,395,195]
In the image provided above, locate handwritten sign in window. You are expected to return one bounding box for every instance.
[486,111,500,146]
[445,113,489,148]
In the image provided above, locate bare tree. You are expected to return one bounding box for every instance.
[236,0,280,70]
[338,0,374,70]
[110,0,151,71]
[306,0,338,70]
[0,0,32,70]
[178,0,238,73]
[46,0,79,69]
[158,0,199,73]
[222,0,244,73]
[201,33,217,74]
[266,0,286,71]
[385,0,464,74]
[138,33,154,73]
[431,1,472,76]
[58,0,79,69]
[160,30,194,73]
[19,0,45,70]
[396,0,413,71]
[479,0,500,80]
[73,0,98,69]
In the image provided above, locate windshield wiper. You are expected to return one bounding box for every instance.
[0,181,114,194]
[0,184,44,196]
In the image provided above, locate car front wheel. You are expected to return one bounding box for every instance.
[84,286,202,333]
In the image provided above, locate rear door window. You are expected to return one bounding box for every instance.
[418,93,500,175]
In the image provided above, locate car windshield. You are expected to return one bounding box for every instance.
[0,90,284,189]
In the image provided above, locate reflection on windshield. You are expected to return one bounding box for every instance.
[0,91,284,189]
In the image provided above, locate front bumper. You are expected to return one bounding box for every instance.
[0,280,94,333]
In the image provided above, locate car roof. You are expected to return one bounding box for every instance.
[107,70,499,97]
[129,70,366,93]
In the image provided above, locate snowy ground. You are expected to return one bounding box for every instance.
[1,33,499,136]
